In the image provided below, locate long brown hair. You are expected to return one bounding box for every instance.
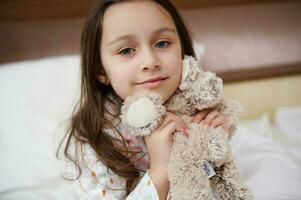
[58,0,195,194]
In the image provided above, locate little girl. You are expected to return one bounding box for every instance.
[61,0,227,199]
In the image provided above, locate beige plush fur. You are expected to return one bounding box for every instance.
[120,56,253,199]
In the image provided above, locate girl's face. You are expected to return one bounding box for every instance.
[99,1,183,101]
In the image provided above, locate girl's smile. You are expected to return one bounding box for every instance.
[136,76,169,89]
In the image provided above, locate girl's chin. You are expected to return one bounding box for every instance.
[154,91,173,102]
[129,86,175,101]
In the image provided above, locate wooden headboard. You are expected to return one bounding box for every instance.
[0,0,300,82]
[0,0,290,21]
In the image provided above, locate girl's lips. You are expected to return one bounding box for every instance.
[138,77,168,89]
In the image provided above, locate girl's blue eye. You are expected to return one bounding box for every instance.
[119,48,135,55]
[155,41,170,49]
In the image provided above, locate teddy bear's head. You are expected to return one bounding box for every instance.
[166,56,223,115]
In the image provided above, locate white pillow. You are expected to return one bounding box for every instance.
[0,56,80,194]
[232,125,301,200]
[275,106,301,145]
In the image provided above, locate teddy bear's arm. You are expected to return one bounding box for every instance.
[218,99,244,138]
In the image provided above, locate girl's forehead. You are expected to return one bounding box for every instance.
[103,1,172,22]
[101,1,176,42]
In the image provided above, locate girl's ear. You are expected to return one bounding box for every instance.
[97,75,110,85]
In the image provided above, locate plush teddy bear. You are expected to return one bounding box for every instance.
[120,56,253,200]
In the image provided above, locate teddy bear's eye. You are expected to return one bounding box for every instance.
[141,123,151,129]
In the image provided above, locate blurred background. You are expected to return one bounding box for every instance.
[1,1,301,70]
[0,0,301,118]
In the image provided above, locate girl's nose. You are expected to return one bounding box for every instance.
[139,51,160,71]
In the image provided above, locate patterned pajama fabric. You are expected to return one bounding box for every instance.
[74,125,160,200]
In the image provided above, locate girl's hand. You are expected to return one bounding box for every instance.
[145,112,188,200]
[192,108,225,128]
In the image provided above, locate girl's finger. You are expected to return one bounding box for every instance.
[161,121,177,135]
[210,117,224,128]
[159,121,188,138]
[158,113,188,135]
[202,109,219,125]
[192,109,212,123]
[167,112,189,133]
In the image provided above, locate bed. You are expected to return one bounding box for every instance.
[0,1,300,199]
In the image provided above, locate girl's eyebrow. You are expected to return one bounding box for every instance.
[108,27,176,46]
[153,27,176,36]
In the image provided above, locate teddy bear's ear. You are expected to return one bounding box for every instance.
[181,56,192,85]
[179,55,203,91]
[120,92,166,136]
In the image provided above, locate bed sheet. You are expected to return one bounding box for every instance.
[234,117,301,200]
[0,56,300,199]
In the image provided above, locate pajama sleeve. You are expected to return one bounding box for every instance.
[76,144,159,200]
[126,171,159,200]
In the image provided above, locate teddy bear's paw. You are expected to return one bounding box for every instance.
[120,92,165,136]
[237,187,254,200]
[221,99,244,129]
